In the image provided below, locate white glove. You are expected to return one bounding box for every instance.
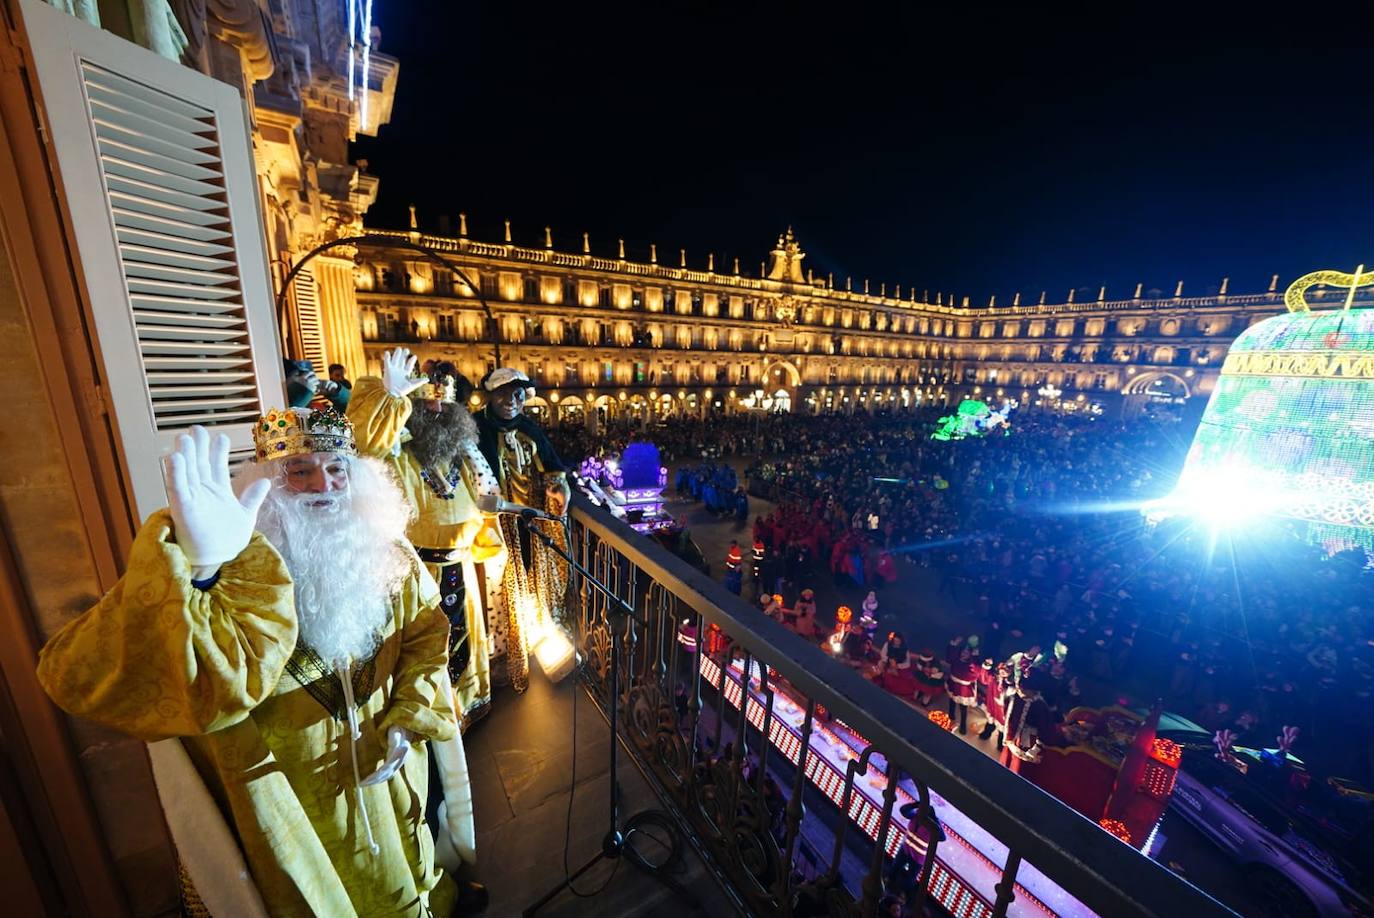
[382,347,426,398]
[162,426,271,570]
[360,726,411,786]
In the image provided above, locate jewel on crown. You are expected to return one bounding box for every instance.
[253,406,357,463]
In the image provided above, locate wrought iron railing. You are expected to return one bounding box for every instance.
[564,496,1236,918]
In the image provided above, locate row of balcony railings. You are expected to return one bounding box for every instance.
[561,496,1235,918]
[361,286,1253,338]
[360,330,1211,368]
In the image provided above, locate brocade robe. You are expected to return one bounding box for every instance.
[37,511,458,917]
[348,375,504,726]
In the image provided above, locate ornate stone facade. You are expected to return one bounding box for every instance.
[61,0,394,376]
[352,225,1349,424]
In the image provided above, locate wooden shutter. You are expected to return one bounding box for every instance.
[18,0,283,518]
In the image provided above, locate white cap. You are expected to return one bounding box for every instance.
[482,367,532,392]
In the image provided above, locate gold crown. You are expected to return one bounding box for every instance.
[411,375,458,403]
[253,406,357,463]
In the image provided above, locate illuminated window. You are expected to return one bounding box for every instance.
[603,361,613,381]
[480,273,498,298]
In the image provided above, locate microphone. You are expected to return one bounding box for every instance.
[477,494,559,520]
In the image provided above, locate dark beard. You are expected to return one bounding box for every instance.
[406,403,477,469]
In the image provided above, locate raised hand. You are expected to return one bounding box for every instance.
[162,426,271,570]
[382,347,426,398]
[360,726,411,786]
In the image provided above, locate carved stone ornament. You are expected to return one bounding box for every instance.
[774,295,798,327]
[207,0,275,82]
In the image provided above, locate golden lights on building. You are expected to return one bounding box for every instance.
[345,222,1321,423]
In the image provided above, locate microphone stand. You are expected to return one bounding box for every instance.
[517,513,694,916]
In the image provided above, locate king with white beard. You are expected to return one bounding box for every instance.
[38,408,481,917]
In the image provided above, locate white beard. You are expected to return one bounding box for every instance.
[242,458,415,670]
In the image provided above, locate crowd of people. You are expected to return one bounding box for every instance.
[623,408,1374,786]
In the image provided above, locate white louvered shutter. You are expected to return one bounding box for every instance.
[292,263,327,371]
[18,0,283,518]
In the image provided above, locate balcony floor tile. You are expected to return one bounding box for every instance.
[463,677,737,917]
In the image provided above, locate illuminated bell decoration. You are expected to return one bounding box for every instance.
[1154,266,1374,551]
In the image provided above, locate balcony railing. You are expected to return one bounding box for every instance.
[563,496,1235,917]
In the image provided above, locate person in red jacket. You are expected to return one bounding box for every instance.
[944,635,979,735]
[976,659,1012,749]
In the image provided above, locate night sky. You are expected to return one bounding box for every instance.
[353,6,1373,305]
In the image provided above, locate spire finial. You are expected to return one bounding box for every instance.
[846,276,852,292]
[1013,291,1021,306]
[1133,282,1142,299]
[733,257,740,275]
[459,212,468,237]
[708,253,714,272]
[864,279,870,295]
[650,243,658,264]
[1039,291,1046,305]
[680,248,686,268]
[544,225,552,248]
[1268,274,1279,293]
[618,238,625,259]
[1219,276,1229,296]
[1067,288,1075,303]
[582,231,590,254]
[1097,285,1106,302]
[503,219,512,243]
[408,204,418,230]
[880,282,886,297]
[1174,280,1184,297]
[989,295,996,308]
[895,284,901,299]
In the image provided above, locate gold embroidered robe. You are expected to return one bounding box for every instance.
[348,375,504,725]
[37,511,458,917]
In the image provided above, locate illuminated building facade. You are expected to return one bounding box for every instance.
[347,223,1366,424]
[48,0,398,377]
[0,2,394,912]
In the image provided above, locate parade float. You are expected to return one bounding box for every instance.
[1015,705,1179,854]
[1148,266,1374,554]
[577,441,671,531]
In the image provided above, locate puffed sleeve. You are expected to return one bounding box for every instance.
[37,510,297,742]
[380,550,460,743]
[347,375,412,458]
